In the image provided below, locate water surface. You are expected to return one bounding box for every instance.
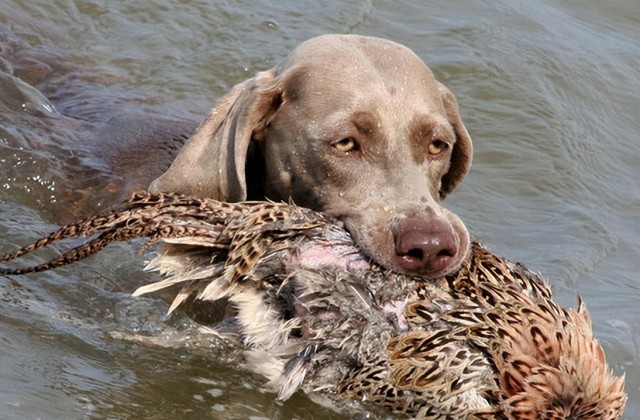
[1,0,638,418]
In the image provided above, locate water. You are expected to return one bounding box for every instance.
[1,0,639,418]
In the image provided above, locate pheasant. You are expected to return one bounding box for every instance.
[0,192,627,419]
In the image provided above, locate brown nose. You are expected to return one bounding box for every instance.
[393,216,458,276]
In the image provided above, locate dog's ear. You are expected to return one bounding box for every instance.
[149,69,282,201]
[437,82,473,198]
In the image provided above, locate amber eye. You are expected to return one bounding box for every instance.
[428,139,448,155]
[332,137,359,153]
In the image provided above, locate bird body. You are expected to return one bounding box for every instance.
[0,192,627,418]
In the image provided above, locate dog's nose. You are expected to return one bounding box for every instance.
[393,216,457,276]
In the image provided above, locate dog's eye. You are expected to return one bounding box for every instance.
[428,139,448,156]
[332,137,359,153]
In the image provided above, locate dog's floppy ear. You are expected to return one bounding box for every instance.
[149,69,281,201]
[437,82,473,198]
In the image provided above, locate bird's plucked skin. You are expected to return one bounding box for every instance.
[0,192,627,419]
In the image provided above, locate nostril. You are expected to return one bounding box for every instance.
[407,248,424,260]
[437,247,454,258]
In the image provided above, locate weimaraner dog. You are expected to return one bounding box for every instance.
[150,34,473,278]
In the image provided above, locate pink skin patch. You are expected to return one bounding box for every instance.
[287,242,371,270]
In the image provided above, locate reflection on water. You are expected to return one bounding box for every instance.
[1,0,639,418]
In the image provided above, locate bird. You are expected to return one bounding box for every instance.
[0,191,627,419]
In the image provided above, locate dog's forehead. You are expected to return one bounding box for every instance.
[280,34,437,89]
[288,34,419,62]
[278,36,443,115]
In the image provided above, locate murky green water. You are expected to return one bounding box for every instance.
[1,0,638,418]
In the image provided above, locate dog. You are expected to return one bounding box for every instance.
[150,34,473,278]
